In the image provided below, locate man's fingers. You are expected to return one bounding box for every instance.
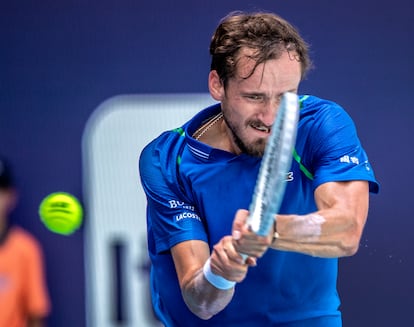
[232,209,250,240]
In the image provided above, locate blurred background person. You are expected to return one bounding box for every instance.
[0,156,51,327]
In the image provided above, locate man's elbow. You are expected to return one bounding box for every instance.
[340,233,362,257]
[196,311,215,320]
[340,213,367,257]
[185,303,215,320]
[341,242,359,257]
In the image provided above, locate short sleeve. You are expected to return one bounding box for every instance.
[139,131,208,254]
[309,103,379,193]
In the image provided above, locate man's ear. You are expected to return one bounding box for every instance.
[208,70,224,101]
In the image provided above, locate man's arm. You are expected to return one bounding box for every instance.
[171,240,234,320]
[272,180,369,257]
[171,226,259,320]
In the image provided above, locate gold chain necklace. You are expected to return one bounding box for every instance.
[192,112,223,140]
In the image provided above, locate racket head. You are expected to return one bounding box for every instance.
[247,92,299,235]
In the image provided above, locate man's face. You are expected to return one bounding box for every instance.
[220,50,301,157]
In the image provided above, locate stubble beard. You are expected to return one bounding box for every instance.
[222,114,266,157]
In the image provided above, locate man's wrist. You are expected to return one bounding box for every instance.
[203,257,236,290]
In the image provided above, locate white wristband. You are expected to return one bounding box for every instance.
[203,257,236,290]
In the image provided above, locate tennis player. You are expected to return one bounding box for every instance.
[139,11,379,327]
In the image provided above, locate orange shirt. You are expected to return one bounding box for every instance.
[0,227,50,327]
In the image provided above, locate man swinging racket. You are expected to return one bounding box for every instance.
[139,10,379,327]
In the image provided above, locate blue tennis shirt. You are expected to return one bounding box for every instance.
[139,95,379,326]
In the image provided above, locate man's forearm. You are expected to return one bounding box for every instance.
[181,266,235,320]
[270,211,364,258]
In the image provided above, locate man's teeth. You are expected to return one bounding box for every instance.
[252,124,270,133]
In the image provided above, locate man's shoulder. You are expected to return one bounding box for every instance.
[139,126,190,201]
[140,104,221,176]
[300,95,344,113]
[140,127,187,172]
[298,94,352,129]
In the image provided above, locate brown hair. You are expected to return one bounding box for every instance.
[210,11,312,86]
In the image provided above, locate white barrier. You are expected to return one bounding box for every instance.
[82,94,215,327]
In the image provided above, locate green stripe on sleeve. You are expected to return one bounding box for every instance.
[172,127,185,136]
[292,148,314,180]
[299,95,309,109]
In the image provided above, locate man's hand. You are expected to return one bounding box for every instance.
[209,235,249,282]
[231,209,273,264]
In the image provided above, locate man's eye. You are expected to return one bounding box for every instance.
[247,95,262,101]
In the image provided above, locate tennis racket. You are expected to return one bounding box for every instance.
[241,92,299,258]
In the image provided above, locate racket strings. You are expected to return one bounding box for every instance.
[248,93,299,236]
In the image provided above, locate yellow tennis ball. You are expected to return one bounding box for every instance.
[39,192,83,235]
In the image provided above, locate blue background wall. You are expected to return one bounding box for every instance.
[1,0,413,326]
